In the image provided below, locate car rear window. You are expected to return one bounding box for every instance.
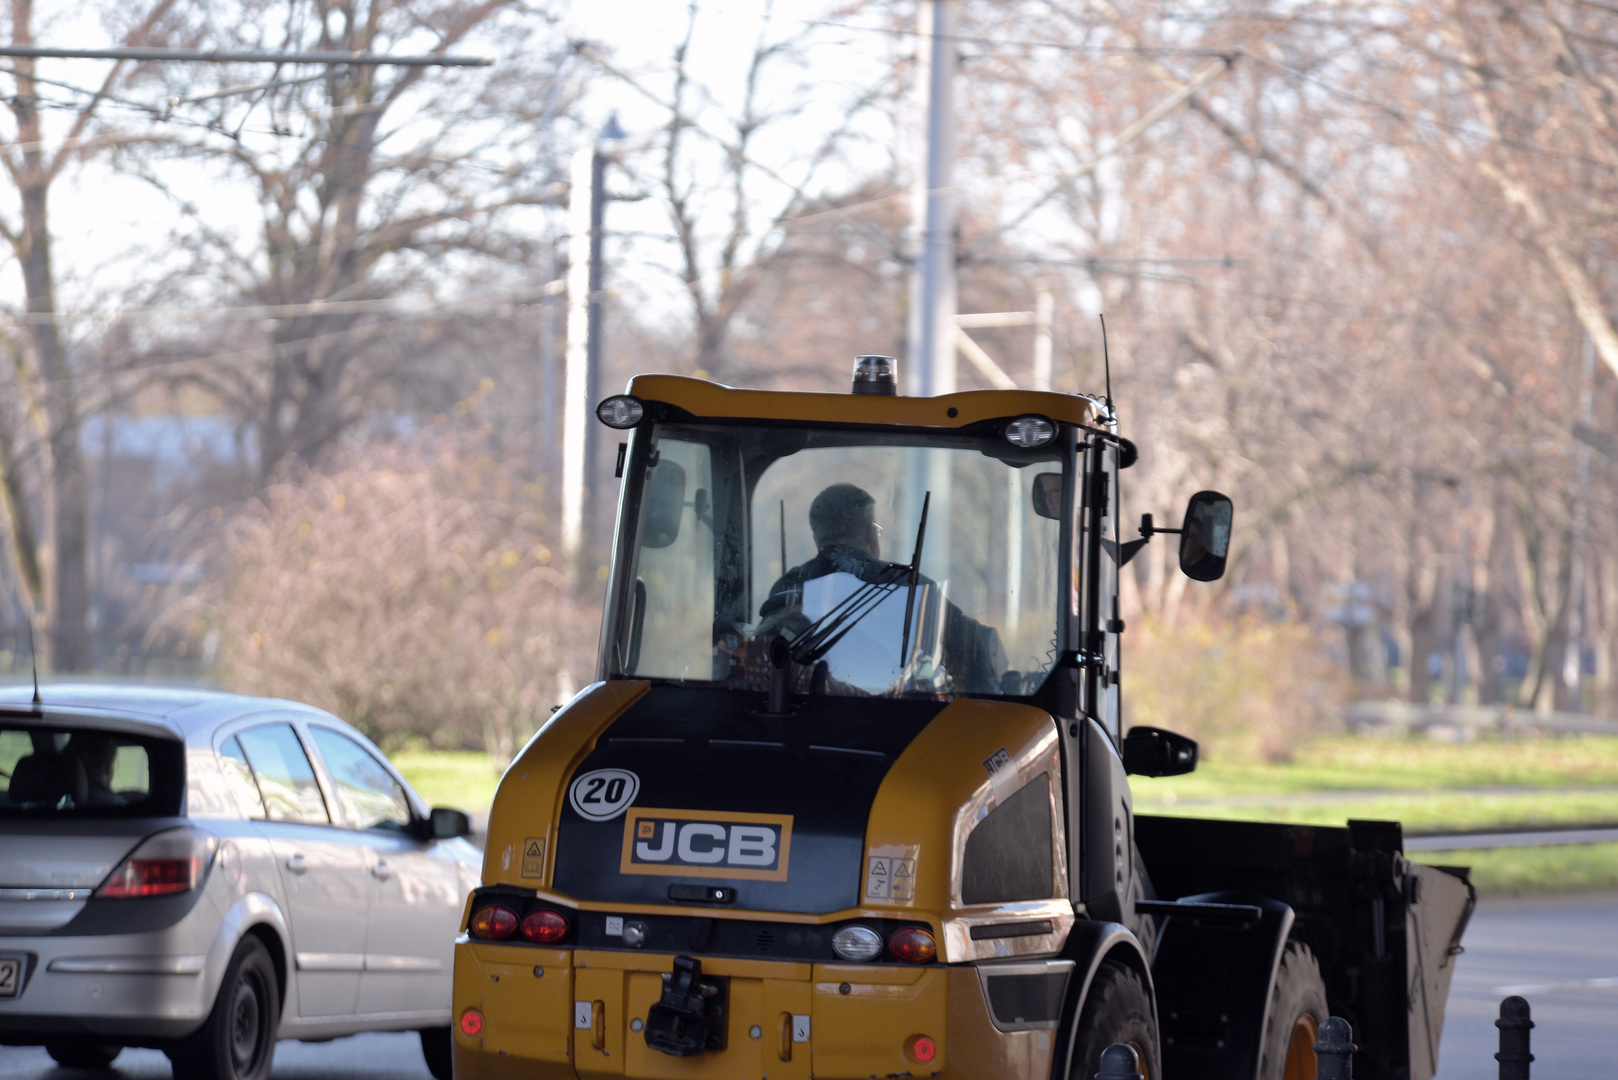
[0,723,184,817]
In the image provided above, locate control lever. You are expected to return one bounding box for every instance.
[643,956,728,1057]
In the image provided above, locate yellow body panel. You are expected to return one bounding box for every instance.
[482,680,649,888]
[626,373,1105,429]
[453,942,577,1080]
[863,698,1072,962]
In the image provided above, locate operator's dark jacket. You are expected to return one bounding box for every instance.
[760,544,1003,693]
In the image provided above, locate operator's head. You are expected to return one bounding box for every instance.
[810,483,879,558]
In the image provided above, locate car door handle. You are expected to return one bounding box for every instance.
[370,861,393,881]
[284,854,308,875]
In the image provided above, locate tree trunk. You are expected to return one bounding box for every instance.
[10,13,90,670]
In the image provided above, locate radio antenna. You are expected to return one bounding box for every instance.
[23,604,41,711]
[1099,314,1114,422]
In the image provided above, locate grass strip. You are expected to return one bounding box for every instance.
[394,750,504,813]
[1409,842,1618,896]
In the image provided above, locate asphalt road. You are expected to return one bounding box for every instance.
[1,893,1613,1080]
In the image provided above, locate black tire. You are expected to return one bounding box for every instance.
[1068,961,1161,1080]
[1258,941,1329,1080]
[420,1026,453,1080]
[45,1041,122,1069]
[169,935,279,1080]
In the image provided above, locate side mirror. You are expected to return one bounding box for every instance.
[641,458,687,548]
[1179,490,1233,582]
[1121,726,1198,777]
[428,806,473,840]
[1031,472,1063,520]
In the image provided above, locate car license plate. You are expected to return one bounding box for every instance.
[0,956,21,998]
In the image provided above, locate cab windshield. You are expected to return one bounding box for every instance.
[607,422,1068,699]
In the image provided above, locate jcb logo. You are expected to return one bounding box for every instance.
[620,808,793,882]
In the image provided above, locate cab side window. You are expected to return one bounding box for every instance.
[218,736,267,819]
[236,725,329,825]
[310,728,411,833]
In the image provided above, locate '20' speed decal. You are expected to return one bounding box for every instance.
[569,769,641,821]
[619,808,793,881]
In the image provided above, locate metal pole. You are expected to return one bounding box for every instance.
[905,0,957,398]
[1495,995,1533,1080]
[1093,1044,1142,1080]
[0,45,488,65]
[1314,1016,1356,1080]
[561,145,594,565]
[1564,335,1595,708]
[585,148,607,501]
[1034,282,1054,392]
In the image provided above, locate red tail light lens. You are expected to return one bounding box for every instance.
[908,1035,938,1063]
[470,905,519,940]
[98,828,217,899]
[888,927,937,964]
[101,858,202,898]
[520,909,570,944]
[459,1009,485,1036]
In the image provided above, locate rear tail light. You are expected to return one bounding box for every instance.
[459,1009,485,1036]
[470,905,519,940]
[98,828,217,899]
[888,927,936,964]
[908,1035,938,1063]
[832,924,883,962]
[520,909,570,944]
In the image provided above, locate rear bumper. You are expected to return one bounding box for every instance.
[0,899,227,1044]
[451,941,1059,1080]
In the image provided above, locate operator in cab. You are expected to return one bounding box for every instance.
[760,482,1005,693]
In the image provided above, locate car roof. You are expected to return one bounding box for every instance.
[0,682,338,745]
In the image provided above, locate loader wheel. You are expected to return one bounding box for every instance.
[1259,941,1329,1080]
[1068,961,1160,1080]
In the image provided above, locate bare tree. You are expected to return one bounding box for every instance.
[129,0,575,480]
[0,0,188,669]
[587,0,896,383]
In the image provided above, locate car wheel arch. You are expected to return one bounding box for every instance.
[215,892,295,1013]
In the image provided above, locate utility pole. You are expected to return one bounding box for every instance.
[1564,335,1596,709]
[561,116,626,570]
[906,0,958,398]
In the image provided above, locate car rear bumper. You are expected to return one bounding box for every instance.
[0,904,225,1044]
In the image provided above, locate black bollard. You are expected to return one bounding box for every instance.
[1094,1043,1143,1080]
[1314,1016,1357,1080]
[1495,996,1534,1080]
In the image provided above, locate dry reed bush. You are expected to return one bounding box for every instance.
[194,435,591,761]
[1126,616,1343,764]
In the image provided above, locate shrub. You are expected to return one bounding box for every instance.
[1126,615,1343,763]
[181,434,592,761]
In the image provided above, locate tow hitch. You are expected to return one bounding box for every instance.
[644,956,729,1056]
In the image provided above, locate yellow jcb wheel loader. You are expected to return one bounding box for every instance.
[452,357,1474,1080]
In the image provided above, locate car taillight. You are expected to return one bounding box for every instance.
[470,905,519,940]
[459,1009,484,1036]
[520,909,569,944]
[888,927,936,964]
[98,828,217,899]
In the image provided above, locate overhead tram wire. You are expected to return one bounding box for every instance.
[0,46,489,66]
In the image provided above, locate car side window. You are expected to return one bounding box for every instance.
[236,725,329,825]
[309,728,412,833]
[218,736,267,819]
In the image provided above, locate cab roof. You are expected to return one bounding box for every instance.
[625,374,1108,429]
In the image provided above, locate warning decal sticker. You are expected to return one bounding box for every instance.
[521,837,546,879]
[865,843,918,903]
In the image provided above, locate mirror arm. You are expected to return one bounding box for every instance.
[1139,512,1182,538]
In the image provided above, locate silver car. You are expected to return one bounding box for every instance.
[0,684,481,1080]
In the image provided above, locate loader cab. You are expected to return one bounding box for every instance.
[595,384,1123,725]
